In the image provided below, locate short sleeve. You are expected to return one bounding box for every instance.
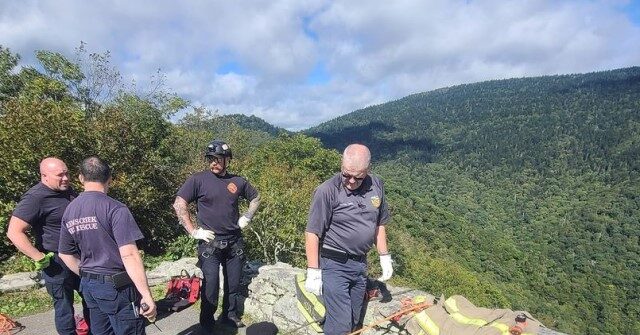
[58,214,78,255]
[306,185,333,236]
[12,193,41,226]
[242,179,259,201]
[111,206,144,247]
[377,179,390,225]
[176,175,198,203]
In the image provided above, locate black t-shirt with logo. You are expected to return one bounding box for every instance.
[177,170,259,235]
[12,182,77,253]
[58,191,144,275]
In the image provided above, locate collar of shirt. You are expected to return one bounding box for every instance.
[331,173,372,196]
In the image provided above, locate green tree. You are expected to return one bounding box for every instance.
[237,134,341,265]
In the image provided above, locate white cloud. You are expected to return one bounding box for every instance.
[1,0,639,130]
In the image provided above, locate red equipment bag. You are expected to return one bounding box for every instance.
[157,269,202,312]
[75,315,89,335]
[166,269,201,303]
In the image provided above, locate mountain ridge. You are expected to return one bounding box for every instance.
[297,66,640,334]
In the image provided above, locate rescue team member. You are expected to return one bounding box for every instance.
[58,157,156,335]
[173,140,261,330]
[305,143,394,335]
[6,157,91,335]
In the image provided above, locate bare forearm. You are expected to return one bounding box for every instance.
[7,216,44,260]
[305,232,320,268]
[375,225,389,255]
[173,197,196,234]
[120,245,152,299]
[243,194,261,219]
[59,253,80,275]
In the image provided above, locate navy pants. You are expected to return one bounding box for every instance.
[321,257,368,335]
[80,277,144,335]
[198,235,245,327]
[42,254,90,335]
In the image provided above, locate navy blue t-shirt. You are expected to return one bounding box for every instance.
[58,191,144,275]
[177,171,259,235]
[12,182,77,253]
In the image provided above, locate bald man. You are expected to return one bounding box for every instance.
[305,144,394,335]
[7,157,90,335]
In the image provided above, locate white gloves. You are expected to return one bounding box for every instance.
[378,254,394,282]
[190,227,215,242]
[238,215,251,229]
[305,268,323,296]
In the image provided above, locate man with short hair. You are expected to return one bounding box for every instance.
[7,157,90,335]
[173,139,261,331]
[58,156,156,335]
[305,143,394,335]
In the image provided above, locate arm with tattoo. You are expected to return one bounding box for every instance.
[173,196,196,234]
[243,194,261,219]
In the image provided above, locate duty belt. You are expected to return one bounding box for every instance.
[80,269,133,289]
[79,269,114,283]
[321,247,366,263]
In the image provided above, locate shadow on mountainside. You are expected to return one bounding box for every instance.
[309,121,441,163]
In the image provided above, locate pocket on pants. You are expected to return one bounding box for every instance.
[45,282,64,300]
[89,283,119,315]
[92,286,118,301]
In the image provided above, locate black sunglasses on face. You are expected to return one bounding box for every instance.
[207,156,224,164]
[342,172,365,181]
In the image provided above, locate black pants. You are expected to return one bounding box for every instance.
[197,236,245,326]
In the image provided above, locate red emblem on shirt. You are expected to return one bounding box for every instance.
[227,182,238,194]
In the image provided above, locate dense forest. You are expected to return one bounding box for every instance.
[1,44,638,334]
[306,68,640,334]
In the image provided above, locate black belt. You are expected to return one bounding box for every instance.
[321,247,366,263]
[79,270,114,283]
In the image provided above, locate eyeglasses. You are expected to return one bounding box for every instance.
[342,172,366,182]
[207,156,224,164]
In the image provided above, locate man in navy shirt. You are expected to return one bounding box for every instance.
[58,157,156,335]
[305,144,394,335]
[7,157,90,335]
[173,140,261,331]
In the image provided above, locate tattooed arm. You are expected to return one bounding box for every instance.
[173,196,196,234]
[243,194,261,219]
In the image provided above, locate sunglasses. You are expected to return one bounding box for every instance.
[207,156,225,164]
[342,172,366,182]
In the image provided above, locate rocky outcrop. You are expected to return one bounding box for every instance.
[0,272,42,292]
[1,260,428,334]
[2,260,567,335]
[243,262,431,335]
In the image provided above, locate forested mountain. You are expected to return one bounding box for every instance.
[306,67,640,334]
[217,113,290,136]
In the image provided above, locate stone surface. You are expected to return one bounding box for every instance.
[242,262,421,335]
[0,271,42,292]
[146,257,202,287]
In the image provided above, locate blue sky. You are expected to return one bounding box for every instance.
[1,0,639,130]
